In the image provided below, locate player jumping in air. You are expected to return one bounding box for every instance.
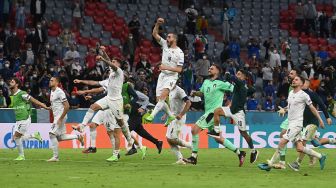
[145,17,184,126]
[209,70,259,164]
[183,64,246,166]
[10,77,49,161]
[47,77,84,162]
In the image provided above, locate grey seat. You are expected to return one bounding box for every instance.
[91,31,101,39]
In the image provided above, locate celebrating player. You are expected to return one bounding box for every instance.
[164,84,192,164]
[10,77,49,161]
[210,70,259,164]
[183,64,246,166]
[145,17,184,126]
[47,77,84,162]
[259,76,327,171]
[287,79,332,171]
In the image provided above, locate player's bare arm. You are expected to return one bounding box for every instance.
[57,101,70,126]
[152,18,164,43]
[97,56,118,71]
[176,99,191,120]
[77,87,105,95]
[29,97,50,110]
[309,104,325,128]
[190,90,203,97]
[74,79,100,86]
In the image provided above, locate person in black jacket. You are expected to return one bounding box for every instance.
[30,0,46,25]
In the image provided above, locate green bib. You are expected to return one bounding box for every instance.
[11,90,31,121]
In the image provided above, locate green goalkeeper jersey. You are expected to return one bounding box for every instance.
[10,89,31,121]
[200,79,234,113]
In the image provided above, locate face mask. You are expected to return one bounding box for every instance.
[5,64,9,68]
[33,74,37,78]
[203,56,206,60]
[0,81,3,85]
[71,95,76,99]
[13,32,16,36]
[31,31,35,35]
[50,68,54,72]
[37,25,41,28]
[309,64,313,68]
[253,55,256,58]
[0,44,3,48]
[25,84,29,88]
[75,62,80,65]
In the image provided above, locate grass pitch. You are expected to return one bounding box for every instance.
[1,148,336,188]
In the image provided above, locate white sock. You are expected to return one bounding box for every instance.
[270,149,280,164]
[109,134,115,151]
[150,100,165,117]
[59,134,78,141]
[113,149,120,156]
[161,101,173,117]
[21,134,34,140]
[176,139,192,149]
[121,126,133,144]
[90,127,97,148]
[50,134,59,158]
[329,138,336,144]
[303,147,322,159]
[14,137,24,156]
[171,145,183,160]
[81,108,95,125]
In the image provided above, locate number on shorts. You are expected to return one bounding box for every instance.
[170,128,174,135]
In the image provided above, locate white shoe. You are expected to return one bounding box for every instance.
[47,156,59,162]
[174,159,186,165]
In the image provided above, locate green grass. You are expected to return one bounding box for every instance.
[1,148,336,188]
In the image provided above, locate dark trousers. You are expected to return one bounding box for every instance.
[128,112,159,145]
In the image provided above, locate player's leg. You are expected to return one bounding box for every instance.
[13,120,30,160]
[58,117,84,146]
[129,113,163,153]
[183,124,202,164]
[123,114,146,157]
[106,129,121,162]
[207,107,225,137]
[82,123,98,153]
[267,137,289,168]
[296,140,326,170]
[48,132,59,162]
[278,118,289,164]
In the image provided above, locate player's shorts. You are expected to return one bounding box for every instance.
[166,115,186,139]
[302,124,318,141]
[283,121,303,142]
[196,111,215,130]
[95,96,123,119]
[156,73,178,97]
[13,117,31,135]
[280,118,289,130]
[222,107,246,131]
[110,114,129,130]
[91,110,106,125]
[50,116,67,136]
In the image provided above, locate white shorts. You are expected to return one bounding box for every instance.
[156,73,178,97]
[95,96,123,119]
[302,124,318,141]
[283,123,303,142]
[222,107,246,131]
[50,116,67,136]
[91,110,106,125]
[13,117,31,135]
[166,115,186,139]
[110,114,129,130]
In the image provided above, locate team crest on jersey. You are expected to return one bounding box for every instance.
[168,56,172,62]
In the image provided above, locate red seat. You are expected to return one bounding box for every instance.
[328,45,336,51]
[105,10,116,18]
[109,45,120,56]
[78,37,90,46]
[49,21,60,30]
[141,39,152,48]
[279,23,289,30]
[320,45,328,51]
[299,37,308,44]
[309,44,319,51]
[151,47,161,54]
[115,18,125,27]
[103,23,113,32]
[93,16,105,25]
[316,4,324,11]
[288,4,296,11]
[308,38,318,45]
[290,30,299,38]
[85,9,95,17]
[140,46,151,55]
[95,10,105,18]
[318,38,327,46]
[48,29,59,37]
[86,3,96,10]
[97,2,107,9]
[89,38,100,47]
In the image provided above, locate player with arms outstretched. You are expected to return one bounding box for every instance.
[145,18,184,126]
[10,77,49,161]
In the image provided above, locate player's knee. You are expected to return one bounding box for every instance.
[296,146,304,153]
[167,138,177,145]
[13,131,22,139]
[214,108,223,116]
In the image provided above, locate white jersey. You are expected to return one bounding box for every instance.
[169,86,188,115]
[107,67,124,101]
[50,87,68,118]
[287,90,312,124]
[159,37,184,77]
[98,79,109,92]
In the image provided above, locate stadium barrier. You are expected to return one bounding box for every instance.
[0,109,335,149]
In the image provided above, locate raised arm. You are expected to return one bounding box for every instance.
[152,18,164,43]
[97,56,118,71]
[77,87,105,95]
[73,79,100,86]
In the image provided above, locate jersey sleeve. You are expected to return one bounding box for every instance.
[177,50,184,66]
[159,37,168,49]
[178,87,188,100]
[21,92,31,101]
[304,93,313,106]
[219,81,234,92]
[58,90,67,102]
[200,80,206,93]
[99,79,109,91]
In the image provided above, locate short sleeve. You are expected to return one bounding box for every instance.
[58,90,67,102]
[21,93,31,101]
[159,37,168,49]
[99,79,109,91]
[177,50,184,66]
[304,93,313,106]
[178,87,188,99]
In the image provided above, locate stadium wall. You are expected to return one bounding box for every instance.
[0,109,335,149]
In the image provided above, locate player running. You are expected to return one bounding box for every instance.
[164,85,192,164]
[183,64,246,166]
[258,76,327,171]
[209,70,259,164]
[47,77,84,162]
[10,77,49,161]
[145,17,184,126]
[287,79,332,171]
